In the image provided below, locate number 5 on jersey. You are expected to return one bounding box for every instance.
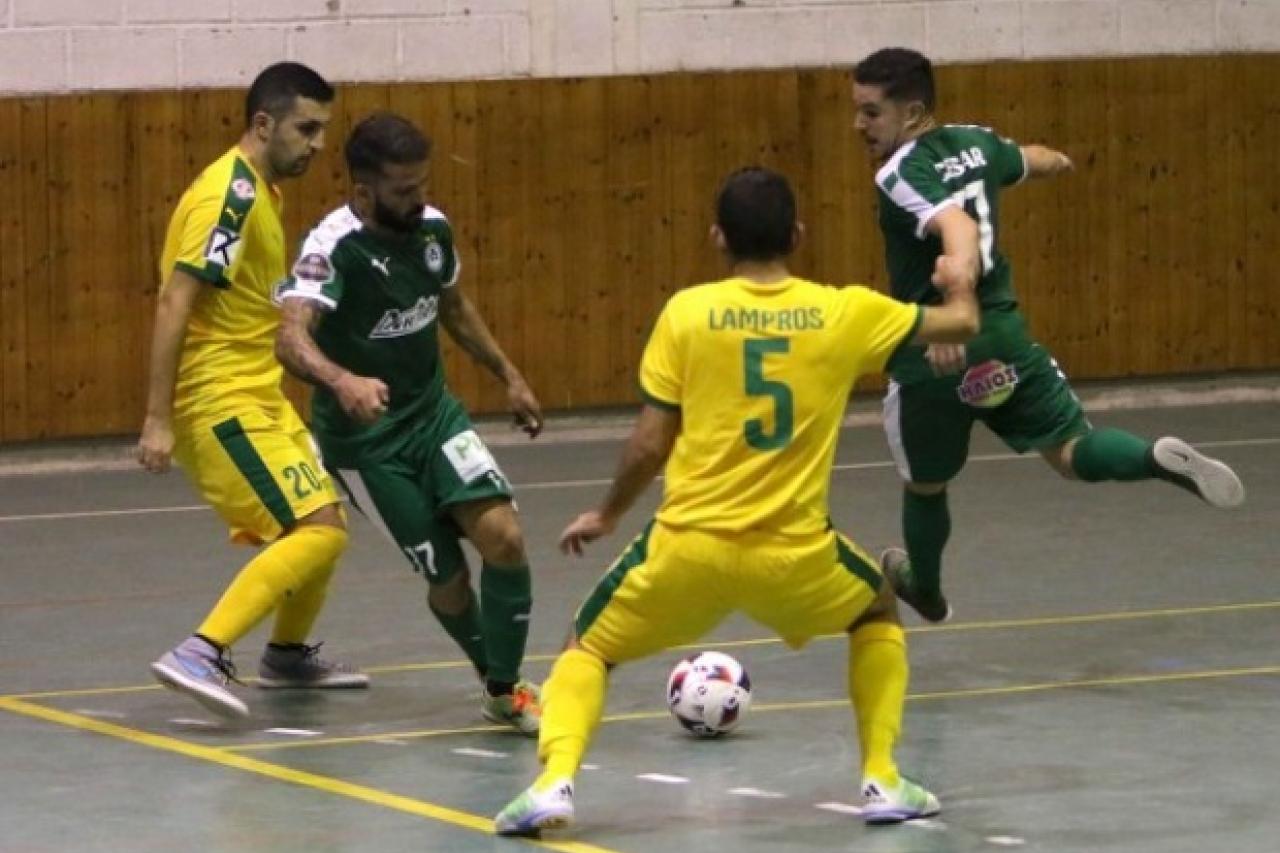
[743,338,793,451]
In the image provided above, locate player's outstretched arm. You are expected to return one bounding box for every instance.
[1021,144,1074,179]
[276,298,388,424]
[137,269,202,473]
[560,404,680,556]
[439,287,543,437]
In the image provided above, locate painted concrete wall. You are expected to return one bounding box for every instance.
[1,1,1276,94]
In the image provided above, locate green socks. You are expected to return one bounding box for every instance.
[429,590,489,680]
[480,563,532,685]
[902,488,950,598]
[1070,428,1154,482]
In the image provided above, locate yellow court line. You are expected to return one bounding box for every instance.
[0,696,620,853]
[11,599,1279,701]
[220,663,1280,753]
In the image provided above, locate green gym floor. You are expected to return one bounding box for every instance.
[2,400,1277,853]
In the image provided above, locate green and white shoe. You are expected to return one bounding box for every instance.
[481,680,541,736]
[861,775,941,824]
[494,779,574,836]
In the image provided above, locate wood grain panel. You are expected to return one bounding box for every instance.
[0,55,1277,442]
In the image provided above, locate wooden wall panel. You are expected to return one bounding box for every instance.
[0,55,1277,443]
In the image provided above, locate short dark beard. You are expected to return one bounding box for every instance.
[373,198,423,234]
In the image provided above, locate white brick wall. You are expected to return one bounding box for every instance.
[0,0,1275,94]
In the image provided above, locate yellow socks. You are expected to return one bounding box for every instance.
[197,524,348,648]
[269,557,337,645]
[848,621,908,785]
[534,648,608,791]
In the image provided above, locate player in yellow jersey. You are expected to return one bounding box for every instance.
[495,168,980,835]
[138,63,366,720]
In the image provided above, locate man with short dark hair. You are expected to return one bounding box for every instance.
[275,112,544,735]
[495,167,981,836]
[141,62,366,720]
[852,47,1245,623]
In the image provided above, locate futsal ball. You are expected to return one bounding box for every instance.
[665,651,753,738]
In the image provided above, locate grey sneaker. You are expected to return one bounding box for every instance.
[257,642,370,689]
[151,638,249,720]
[1150,437,1245,508]
[880,548,952,624]
[861,775,941,824]
[481,680,541,736]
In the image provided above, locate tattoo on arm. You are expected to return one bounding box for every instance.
[276,299,346,388]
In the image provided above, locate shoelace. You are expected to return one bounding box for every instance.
[295,641,348,672]
[212,651,243,686]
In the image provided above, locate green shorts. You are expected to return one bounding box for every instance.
[884,309,1091,484]
[320,393,513,584]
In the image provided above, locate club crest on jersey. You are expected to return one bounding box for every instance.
[424,240,445,274]
[371,295,439,339]
[957,359,1019,408]
[230,178,256,201]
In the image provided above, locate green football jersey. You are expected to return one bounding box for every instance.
[875,124,1026,311]
[278,204,461,459]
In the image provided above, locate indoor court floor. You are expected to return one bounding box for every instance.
[2,398,1277,852]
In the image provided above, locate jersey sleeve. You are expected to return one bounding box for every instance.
[423,208,461,288]
[839,286,923,377]
[990,131,1028,187]
[171,166,258,288]
[277,232,345,310]
[637,299,684,410]
[876,147,958,239]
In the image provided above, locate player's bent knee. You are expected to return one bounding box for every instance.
[427,571,471,615]
[1042,438,1080,480]
[849,580,901,632]
[477,519,527,567]
[296,501,346,531]
[905,481,948,496]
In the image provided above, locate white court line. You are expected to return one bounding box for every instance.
[814,802,863,816]
[451,747,510,760]
[264,727,323,737]
[729,787,786,799]
[636,773,689,785]
[1,436,1276,524]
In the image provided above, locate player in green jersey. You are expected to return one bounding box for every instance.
[851,48,1245,622]
[275,113,542,734]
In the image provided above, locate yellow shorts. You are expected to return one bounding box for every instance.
[574,520,883,664]
[174,397,339,545]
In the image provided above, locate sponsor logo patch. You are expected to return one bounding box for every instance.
[442,430,504,484]
[292,252,334,285]
[230,178,256,201]
[203,226,240,268]
[370,295,438,339]
[957,359,1019,408]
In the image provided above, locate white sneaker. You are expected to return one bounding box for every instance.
[861,775,940,825]
[494,779,574,836]
[1151,437,1245,508]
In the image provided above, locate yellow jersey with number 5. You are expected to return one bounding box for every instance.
[159,146,287,419]
[639,276,920,537]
